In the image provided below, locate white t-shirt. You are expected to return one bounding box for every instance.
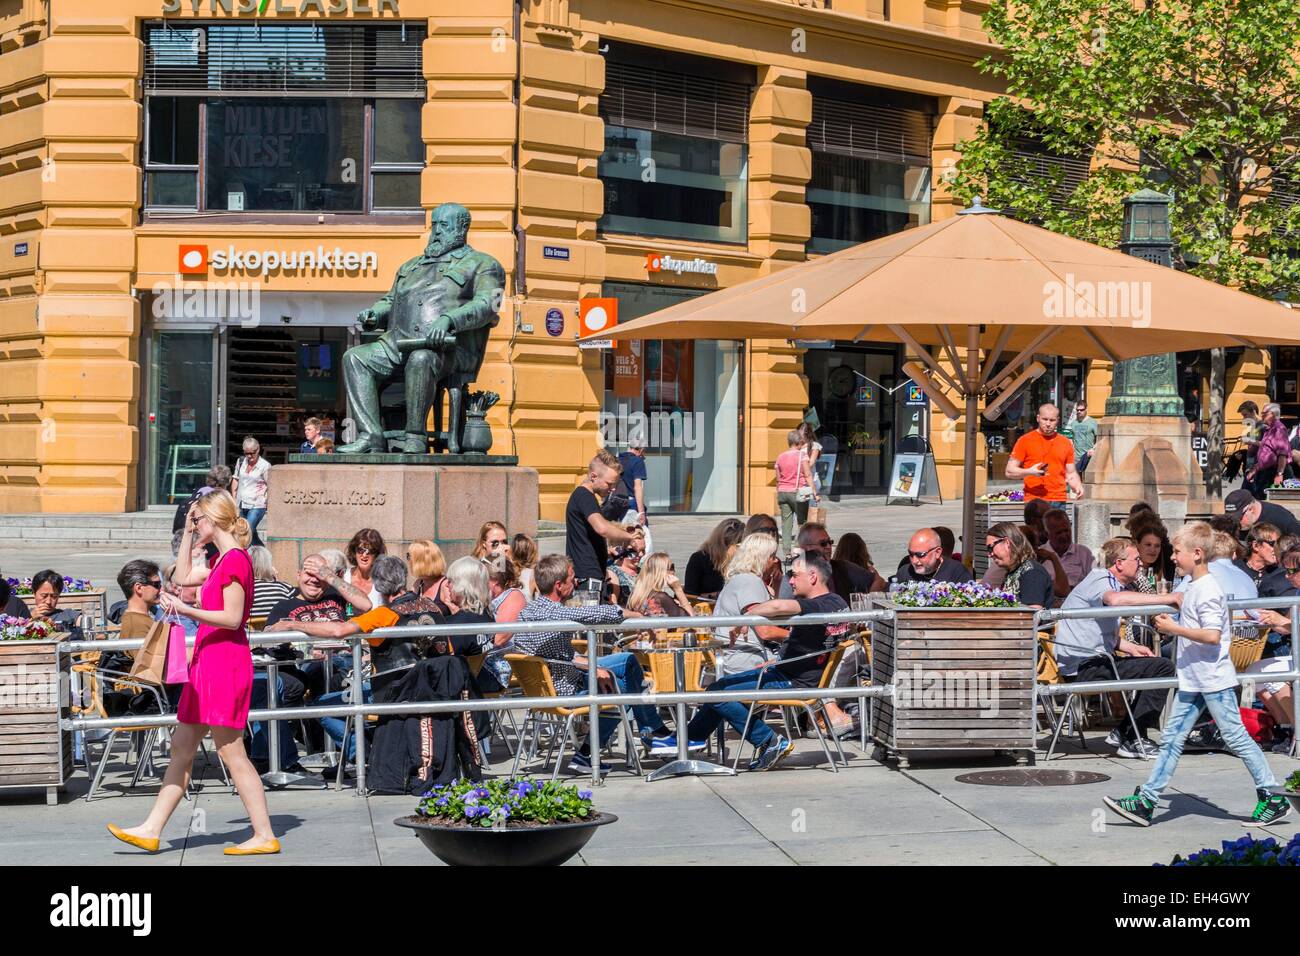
[235,456,271,509]
[711,572,774,677]
[1176,573,1236,693]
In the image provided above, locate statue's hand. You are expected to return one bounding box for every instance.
[426,315,453,348]
[358,308,379,331]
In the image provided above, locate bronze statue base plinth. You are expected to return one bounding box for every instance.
[1082,416,1218,526]
[266,460,538,574]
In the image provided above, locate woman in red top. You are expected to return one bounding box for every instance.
[108,490,279,856]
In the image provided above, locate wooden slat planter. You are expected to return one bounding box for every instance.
[972,501,1074,577]
[869,603,1037,769]
[51,589,108,629]
[1264,489,1300,525]
[0,634,71,804]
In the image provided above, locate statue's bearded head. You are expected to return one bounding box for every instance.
[426,203,472,258]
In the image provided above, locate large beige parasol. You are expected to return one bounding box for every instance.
[589,202,1300,554]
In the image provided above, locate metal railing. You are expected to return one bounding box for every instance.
[57,594,1300,791]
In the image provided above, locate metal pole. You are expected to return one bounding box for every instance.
[586,627,601,787]
[1207,348,1224,498]
[961,326,980,566]
[351,636,367,795]
[1291,600,1299,759]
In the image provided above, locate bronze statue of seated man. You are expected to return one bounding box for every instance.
[338,202,506,455]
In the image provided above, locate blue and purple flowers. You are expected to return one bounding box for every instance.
[890,580,1018,609]
[1165,833,1300,867]
[416,777,595,829]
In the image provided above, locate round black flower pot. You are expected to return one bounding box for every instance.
[394,812,618,866]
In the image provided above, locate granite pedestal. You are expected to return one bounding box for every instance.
[1082,416,1218,527]
[266,455,537,575]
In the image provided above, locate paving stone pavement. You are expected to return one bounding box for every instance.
[4,729,1294,866]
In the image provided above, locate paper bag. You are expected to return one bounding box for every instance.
[807,506,827,527]
[127,617,169,686]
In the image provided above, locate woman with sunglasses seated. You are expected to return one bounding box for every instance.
[984,523,1053,609]
[626,553,695,618]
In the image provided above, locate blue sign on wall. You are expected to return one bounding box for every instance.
[542,246,570,261]
[545,308,565,337]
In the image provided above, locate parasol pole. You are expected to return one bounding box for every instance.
[962,325,980,569]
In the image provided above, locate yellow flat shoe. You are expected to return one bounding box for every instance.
[224,839,281,856]
[107,823,159,853]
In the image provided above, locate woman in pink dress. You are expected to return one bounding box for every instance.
[108,490,279,855]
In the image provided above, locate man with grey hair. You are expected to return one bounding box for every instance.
[1245,402,1290,496]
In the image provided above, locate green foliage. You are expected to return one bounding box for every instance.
[416,777,595,829]
[951,0,1300,299]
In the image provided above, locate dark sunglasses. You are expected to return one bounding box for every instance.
[1285,564,1300,575]
[356,546,376,556]
[908,545,940,559]
[145,579,162,589]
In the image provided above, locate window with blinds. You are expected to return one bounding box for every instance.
[600,60,752,143]
[143,21,427,95]
[807,96,933,166]
[1007,136,1093,217]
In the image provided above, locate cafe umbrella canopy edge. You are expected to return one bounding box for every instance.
[585,198,1300,557]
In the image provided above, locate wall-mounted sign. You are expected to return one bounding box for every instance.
[542,246,570,261]
[177,243,378,277]
[14,242,28,257]
[544,308,564,337]
[857,386,875,405]
[163,0,400,14]
[578,297,616,349]
[645,252,718,276]
[613,341,642,398]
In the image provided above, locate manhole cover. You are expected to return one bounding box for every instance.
[955,769,1110,787]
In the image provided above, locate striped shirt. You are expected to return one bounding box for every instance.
[250,579,295,620]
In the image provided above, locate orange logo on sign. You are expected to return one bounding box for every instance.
[579,298,618,335]
[178,245,208,274]
[644,253,663,273]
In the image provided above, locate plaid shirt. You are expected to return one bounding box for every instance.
[515,597,623,696]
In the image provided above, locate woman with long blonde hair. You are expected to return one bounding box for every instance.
[627,552,694,617]
[407,538,453,610]
[108,490,279,855]
[472,521,509,560]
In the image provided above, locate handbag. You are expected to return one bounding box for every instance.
[601,491,632,522]
[163,607,191,685]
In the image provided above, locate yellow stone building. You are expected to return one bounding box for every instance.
[0,0,1267,521]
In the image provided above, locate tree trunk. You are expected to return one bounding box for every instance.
[1208,347,1225,498]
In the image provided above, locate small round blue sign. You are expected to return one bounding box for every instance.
[545,308,565,337]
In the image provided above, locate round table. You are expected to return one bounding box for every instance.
[641,639,737,782]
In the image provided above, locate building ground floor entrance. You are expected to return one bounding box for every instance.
[140,293,370,506]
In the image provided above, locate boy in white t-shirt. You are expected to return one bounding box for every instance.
[1104,521,1291,828]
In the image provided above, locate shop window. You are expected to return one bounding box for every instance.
[142,21,425,215]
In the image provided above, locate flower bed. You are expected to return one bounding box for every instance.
[0,616,58,642]
[890,581,1018,609]
[977,490,1025,503]
[415,778,595,830]
[8,576,93,595]
[1164,833,1300,866]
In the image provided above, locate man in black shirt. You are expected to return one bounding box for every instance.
[565,449,642,593]
[892,528,974,585]
[1225,488,1300,540]
[686,552,851,771]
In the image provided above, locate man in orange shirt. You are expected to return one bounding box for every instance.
[1006,403,1084,502]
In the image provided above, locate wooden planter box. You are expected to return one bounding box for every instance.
[0,634,71,804]
[53,588,107,629]
[1265,489,1300,525]
[868,603,1037,768]
[972,501,1074,577]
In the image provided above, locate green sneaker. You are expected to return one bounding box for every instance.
[1242,790,1293,828]
[1104,788,1156,827]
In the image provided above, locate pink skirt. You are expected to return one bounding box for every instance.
[177,628,253,729]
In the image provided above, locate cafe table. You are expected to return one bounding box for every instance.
[642,635,736,782]
[252,656,326,789]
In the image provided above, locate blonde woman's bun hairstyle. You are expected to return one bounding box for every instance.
[196,490,252,548]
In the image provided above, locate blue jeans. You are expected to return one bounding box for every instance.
[240,507,266,546]
[249,673,300,767]
[1140,688,1278,804]
[563,652,665,747]
[318,684,371,762]
[686,667,792,748]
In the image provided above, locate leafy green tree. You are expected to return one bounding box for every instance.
[950,0,1300,300]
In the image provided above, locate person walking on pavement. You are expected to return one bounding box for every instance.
[617,441,653,552]
[775,430,817,554]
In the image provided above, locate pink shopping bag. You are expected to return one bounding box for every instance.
[163,612,190,685]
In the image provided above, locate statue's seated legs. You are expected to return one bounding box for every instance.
[402,348,447,453]
[338,341,399,453]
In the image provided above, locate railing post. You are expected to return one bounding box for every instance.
[351,635,367,795]
[587,627,602,787]
[1291,601,1299,759]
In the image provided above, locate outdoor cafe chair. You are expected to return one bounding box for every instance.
[504,653,642,782]
[731,641,854,773]
[1039,629,1145,761]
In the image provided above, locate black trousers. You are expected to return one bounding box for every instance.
[1074,654,1175,738]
